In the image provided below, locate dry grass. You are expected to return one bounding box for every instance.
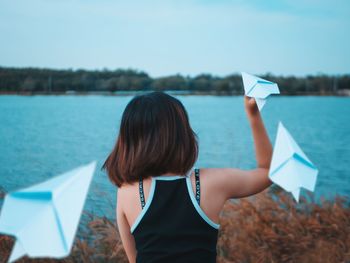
[0,188,349,263]
[217,189,350,263]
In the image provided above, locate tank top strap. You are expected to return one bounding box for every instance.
[139,178,145,209]
[139,170,199,209]
[194,168,200,205]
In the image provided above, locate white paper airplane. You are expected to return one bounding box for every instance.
[0,161,96,262]
[241,72,280,110]
[269,123,318,202]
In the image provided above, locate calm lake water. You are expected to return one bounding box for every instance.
[0,95,349,218]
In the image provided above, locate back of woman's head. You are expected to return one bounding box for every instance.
[103,91,198,187]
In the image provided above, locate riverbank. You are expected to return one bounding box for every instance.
[1,67,349,96]
[0,188,349,263]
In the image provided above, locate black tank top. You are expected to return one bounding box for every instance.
[131,168,219,263]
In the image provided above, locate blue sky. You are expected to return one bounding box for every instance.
[0,0,349,77]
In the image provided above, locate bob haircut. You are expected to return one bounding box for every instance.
[103,91,198,187]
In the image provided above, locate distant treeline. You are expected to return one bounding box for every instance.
[0,67,349,95]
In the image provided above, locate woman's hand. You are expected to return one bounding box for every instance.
[243,95,272,169]
[244,96,260,120]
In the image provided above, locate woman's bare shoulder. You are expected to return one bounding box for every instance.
[199,167,241,182]
[198,167,245,199]
[117,177,153,204]
[118,181,138,196]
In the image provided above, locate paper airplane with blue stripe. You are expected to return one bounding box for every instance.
[269,123,318,202]
[241,72,280,110]
[0,161,96,262]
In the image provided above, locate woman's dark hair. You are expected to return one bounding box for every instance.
[103,91,198,187]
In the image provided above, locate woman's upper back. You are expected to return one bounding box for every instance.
[118,169,224,263]
[117,167,271,262]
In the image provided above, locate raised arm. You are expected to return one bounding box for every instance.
[245,96,273,169]
[205,96,273,200]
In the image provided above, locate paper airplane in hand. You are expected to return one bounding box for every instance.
[269,123,318,202]
[0,161,96,263]
[241,72,280,111]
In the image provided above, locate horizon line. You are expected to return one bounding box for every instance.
[0,65,349,78]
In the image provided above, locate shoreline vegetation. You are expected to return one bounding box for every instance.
[0,67,350,96]
[0,187,349,262]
